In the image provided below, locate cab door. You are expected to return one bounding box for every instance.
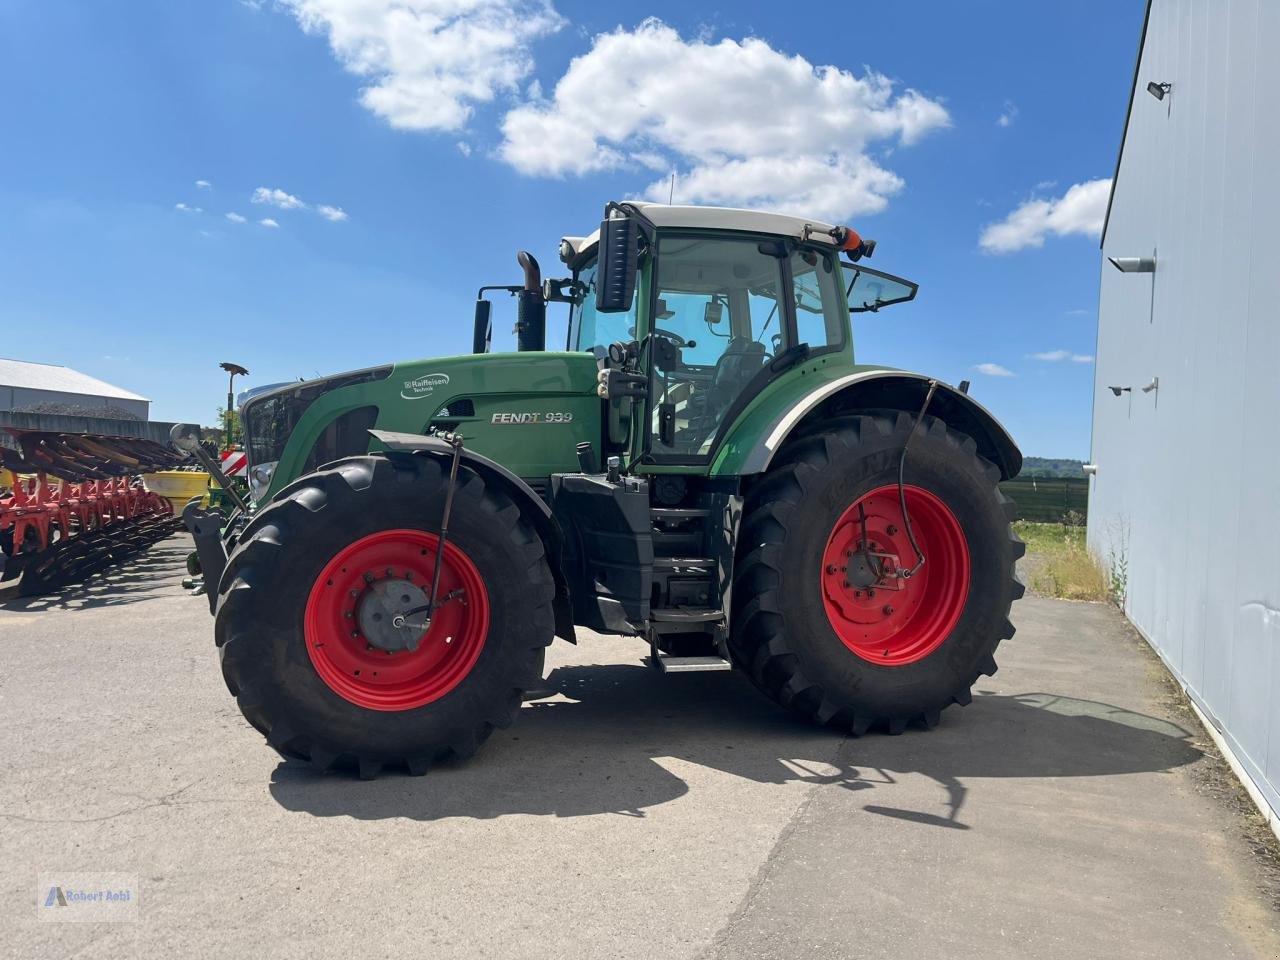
[644,234,848,464]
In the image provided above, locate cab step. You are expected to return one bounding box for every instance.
[646,654,734,673]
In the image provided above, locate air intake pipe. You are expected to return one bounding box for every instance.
[515,251,546,352]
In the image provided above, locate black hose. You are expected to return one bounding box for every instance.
[898,379,939,579]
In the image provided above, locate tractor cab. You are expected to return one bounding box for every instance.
[553,202,918,469]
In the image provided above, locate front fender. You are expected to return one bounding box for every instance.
[368,429,576,642]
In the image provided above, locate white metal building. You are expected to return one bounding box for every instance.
[0,358,150,420]
[1091,0,1280,830]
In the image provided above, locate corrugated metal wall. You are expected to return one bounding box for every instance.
[1091,0,1280,817]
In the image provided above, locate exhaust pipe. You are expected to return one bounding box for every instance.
[515,251,546,352]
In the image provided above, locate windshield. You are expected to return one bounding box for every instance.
[569,259,638,352]
[845,265,918,313]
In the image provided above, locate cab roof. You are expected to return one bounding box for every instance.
[561,202,842,263]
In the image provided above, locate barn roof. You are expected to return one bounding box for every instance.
[0,358,149,402]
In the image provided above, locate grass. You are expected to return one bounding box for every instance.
[1014,520,1112,602]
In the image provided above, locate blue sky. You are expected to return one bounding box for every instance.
[0,1,1145,458]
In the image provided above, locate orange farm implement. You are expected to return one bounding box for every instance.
[0,429,184,597]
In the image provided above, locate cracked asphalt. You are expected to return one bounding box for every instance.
[2,535,1278,958]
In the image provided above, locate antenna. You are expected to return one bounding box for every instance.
[668,172,675,205]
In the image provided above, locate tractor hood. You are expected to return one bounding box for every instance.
[244,351,601,503]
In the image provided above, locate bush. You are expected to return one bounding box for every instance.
[1014,521,1110,602]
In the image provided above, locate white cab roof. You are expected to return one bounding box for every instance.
[562,203,842,261]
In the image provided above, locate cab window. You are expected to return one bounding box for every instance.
[790,248,846,353]
[650,236,784,456]
[570,260,637,352]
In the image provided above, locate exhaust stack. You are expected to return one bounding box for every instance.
[515,251,546,352]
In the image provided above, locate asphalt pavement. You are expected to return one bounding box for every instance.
[1,535,1277,959]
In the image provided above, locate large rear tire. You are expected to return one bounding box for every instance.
[214,454,554,778]
[730,413,1024,734]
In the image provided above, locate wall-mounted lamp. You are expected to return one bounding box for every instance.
[1108,256,1156,273]
[1108,386,1132,397]
[1141,376,1159,394]
[1082,463,1098,476]
[1147,81,1172,101]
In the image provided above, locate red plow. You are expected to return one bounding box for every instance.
[1,429,185,598]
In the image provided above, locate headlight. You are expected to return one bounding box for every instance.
[249,461,277,501]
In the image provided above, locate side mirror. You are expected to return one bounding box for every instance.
[595,216,638,313]
[472,299,492,354]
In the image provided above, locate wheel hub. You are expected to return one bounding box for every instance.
[356,576,429,653]
[303,529,490,711]
[820,485,970,666]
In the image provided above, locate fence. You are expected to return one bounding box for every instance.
[999,476,1089,524]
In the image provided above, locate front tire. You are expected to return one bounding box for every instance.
[215,454,554,778]
[730,413,1024,734]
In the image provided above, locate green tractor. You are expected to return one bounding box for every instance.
[176,201,1024,778]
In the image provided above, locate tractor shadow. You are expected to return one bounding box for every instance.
[268,662,1202,826]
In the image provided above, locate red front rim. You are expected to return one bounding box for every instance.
[820,484,970,666]
[303,529,490,711]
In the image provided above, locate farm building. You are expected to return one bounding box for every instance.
[1090,0,1280,831]
[0,357,150,420]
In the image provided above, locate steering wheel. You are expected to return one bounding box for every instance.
[652,327,690,349]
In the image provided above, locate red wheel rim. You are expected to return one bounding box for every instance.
[820,485,970,666]
[303,529,490,711]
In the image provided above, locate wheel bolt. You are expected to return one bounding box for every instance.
[366,644,374,652]
[887,525,898,535]
[349,590,358,598]
[351,631,360,639]
[344,611,352,619]
[363,573,374,584]
[868,588,876,597]
[882,605,894,615]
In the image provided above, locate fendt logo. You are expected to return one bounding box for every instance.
[400,372,450,400]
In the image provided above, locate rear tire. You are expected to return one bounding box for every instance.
[730,413,1024,734]
[214,454,554,778]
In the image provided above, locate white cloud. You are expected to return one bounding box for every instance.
[1033,349,1095,363]
[498,20,950,222]
[252,186,306,210]
[996,100,1018,127]
[316,203,348,222]
[174,202,202,213]
[225,212,248,224]
[975,362,1015,377]
[456,141,473,157]
[979,178,1111,253]
[277,0,564,132]
[195,179,212,190]
[259,218,280,228]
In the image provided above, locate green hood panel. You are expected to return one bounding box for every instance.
[265,352,600,498]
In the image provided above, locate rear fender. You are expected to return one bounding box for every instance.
[369,430,576,642]
[737,371,1022,480]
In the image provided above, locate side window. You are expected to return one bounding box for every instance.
[304,405,378,472]
[651,236,784,456]
[790,249,846,352]
[571,261,638,352]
